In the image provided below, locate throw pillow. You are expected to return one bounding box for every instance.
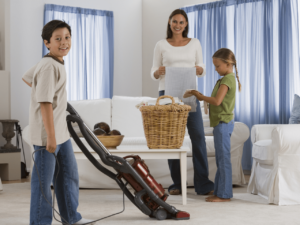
[289,94,300,124]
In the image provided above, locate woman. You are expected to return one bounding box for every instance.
[151,9,214,195]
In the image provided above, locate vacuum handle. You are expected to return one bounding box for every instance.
[67,102,80,117]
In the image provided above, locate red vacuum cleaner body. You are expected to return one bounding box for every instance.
[118,155,190,220]
[118,155,168,210]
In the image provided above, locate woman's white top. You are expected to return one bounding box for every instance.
[151,38,206,91]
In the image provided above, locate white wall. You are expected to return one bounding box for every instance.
[0,0,5,70]
[0,0,10,148]
[9,0,142,170]
[0,71,10,148]
[142,0,217,97]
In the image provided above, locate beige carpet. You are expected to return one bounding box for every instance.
[0,183,299,225]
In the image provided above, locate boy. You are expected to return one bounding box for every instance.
[22,20,94,225]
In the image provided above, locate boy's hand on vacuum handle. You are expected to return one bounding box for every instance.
[46,135,57,153]
[154,66,165,79]
[195,66,203,75]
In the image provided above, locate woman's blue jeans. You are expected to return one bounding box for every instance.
[30,139,82,225]
[159,91,214,194]
[213,120,234,198]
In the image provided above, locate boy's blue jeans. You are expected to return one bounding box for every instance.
[30,139,82,225]
[213,120,234,198]
[159,91,214,194]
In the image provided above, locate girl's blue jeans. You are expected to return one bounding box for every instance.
[159,91,214,194]
[213,120,234,198]
[30,139,82,225]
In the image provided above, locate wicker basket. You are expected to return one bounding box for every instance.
[139,95,191,149]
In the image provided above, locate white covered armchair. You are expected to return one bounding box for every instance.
[247,124,300,205]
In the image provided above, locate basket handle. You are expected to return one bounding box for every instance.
[156,95,175,106]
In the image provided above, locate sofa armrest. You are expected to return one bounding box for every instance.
[271,125,300,155]
[231,122,250,144]
[251,124,280,144]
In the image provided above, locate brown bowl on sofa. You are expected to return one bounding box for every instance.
[96,135,124,149]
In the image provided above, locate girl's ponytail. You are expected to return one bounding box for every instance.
[234,63,242,92]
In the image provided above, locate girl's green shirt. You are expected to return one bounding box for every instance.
[209,73,236,127]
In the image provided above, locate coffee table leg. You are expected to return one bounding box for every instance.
[180,151,187,205]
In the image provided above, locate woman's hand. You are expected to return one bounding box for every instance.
[195,66,203,75]
[154,66,165,79]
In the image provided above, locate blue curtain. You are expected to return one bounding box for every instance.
[43,4,114,100]
[182,0,300,170]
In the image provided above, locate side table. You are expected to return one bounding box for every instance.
[0,148,21,180]
[75,145,190,205]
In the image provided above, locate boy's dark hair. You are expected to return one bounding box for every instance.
[166,9,189,39]
[42,20,71,46]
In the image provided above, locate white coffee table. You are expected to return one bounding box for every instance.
[111,145,190,205]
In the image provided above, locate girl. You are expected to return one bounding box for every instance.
[188,48,241,202]
[151,9,214,196]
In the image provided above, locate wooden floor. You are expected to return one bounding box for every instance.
[2,174,251,185]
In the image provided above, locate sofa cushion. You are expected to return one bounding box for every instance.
[112,96,156,137]
[203,118,210,127]
[69,99,111,131]
[252,139,273,165]
[205,136,217,157]
[183,136,215,157]
[204,127,214,136]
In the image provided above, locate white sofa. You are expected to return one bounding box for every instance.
[23,96,249,189]
[247,124,300,205]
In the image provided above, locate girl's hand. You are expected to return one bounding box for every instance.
[195,66,203,75]
[154,66,165,79]
[183,89,193,98]
[191,90,204,101]
[46,135,57,153]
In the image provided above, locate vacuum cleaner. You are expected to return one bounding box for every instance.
[66,103,190,221]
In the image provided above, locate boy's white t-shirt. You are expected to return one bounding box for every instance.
[23,55,69,146]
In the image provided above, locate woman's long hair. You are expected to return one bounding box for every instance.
[166,9,189,39]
